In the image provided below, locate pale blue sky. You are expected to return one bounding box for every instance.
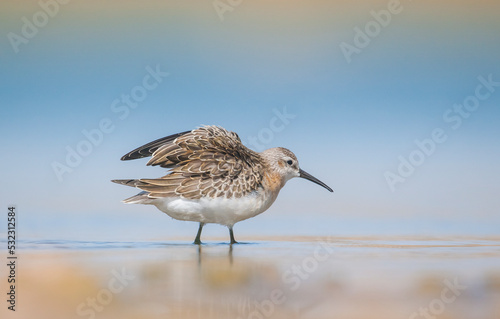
[1,1,499,239]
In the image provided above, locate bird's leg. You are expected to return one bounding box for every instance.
[228,226,238,244]
[194,222,205,245]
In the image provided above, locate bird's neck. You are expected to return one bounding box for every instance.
[262,171,284,195]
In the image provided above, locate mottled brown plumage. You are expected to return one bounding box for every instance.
[115,126,266,200]
[112,125,333,244]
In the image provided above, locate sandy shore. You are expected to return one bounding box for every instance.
[2,236,500,319]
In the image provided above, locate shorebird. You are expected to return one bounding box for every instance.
[112,125,333,244]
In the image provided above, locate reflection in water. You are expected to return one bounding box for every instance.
[197,242,234,267]
[4,237,500,319]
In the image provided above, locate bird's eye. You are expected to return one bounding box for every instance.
[286,160,293,165]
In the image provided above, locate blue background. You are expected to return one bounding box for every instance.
[1,0,499,240]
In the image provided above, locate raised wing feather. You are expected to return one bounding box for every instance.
[124,126,265,199]
[120,130,191,161]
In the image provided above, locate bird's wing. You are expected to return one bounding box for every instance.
[126,126,265,199]
[120,130,191,161]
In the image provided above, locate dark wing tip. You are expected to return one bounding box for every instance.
[120,130,191,161]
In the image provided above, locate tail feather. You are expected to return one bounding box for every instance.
[111,179,155,204]
[123,191,155,204]
[111,179,140,187]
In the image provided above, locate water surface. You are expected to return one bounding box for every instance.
[2,236,499,319]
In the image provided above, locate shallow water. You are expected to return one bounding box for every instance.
[1,236,500,319]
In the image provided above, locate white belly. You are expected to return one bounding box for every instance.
[151,191,278,227]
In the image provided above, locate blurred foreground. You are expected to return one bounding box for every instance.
[1,236,500,319]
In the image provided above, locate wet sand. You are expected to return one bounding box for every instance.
[2,236,500,319]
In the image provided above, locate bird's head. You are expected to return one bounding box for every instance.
[260,147,333,192]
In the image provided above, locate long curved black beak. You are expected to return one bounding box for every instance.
[299,169,333,192]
